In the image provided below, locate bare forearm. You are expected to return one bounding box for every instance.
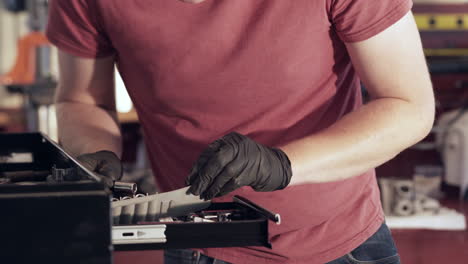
[281,98,434,185]
[56,102,122,157]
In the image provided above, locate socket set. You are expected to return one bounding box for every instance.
[111,187,211,225]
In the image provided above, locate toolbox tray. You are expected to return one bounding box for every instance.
[114,201,272,251]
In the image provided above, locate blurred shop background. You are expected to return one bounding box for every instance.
[0,0,468,264]
[0,0,157,195]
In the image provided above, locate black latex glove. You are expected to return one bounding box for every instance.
[186,132,292,200]
[76,150,123,187]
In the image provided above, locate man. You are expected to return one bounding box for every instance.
[46,0,434,263]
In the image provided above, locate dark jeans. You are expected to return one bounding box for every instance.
[164,222,400,264]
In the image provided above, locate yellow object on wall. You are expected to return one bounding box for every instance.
[415,14,468,30]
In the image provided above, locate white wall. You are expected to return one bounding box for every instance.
[0,8,28,74]
[0,7,28,107]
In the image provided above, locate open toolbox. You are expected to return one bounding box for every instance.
[0,133,279,262]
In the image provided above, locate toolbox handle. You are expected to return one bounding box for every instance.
[233,195,281,225]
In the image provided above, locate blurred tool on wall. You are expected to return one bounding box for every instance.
[436,107,468,201]
[0,0,57,139]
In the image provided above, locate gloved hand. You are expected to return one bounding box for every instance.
[186,132,293,200]
[76,150,123,187]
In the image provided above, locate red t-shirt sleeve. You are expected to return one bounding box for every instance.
[330,0,413,43]
[46,0,114,58]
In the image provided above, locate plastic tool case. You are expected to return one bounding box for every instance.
[0,133,276,263]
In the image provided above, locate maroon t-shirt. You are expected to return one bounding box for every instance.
[47,0,412,263]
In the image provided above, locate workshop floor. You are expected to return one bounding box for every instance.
[114,201,468,264]
[391,200,468,264]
